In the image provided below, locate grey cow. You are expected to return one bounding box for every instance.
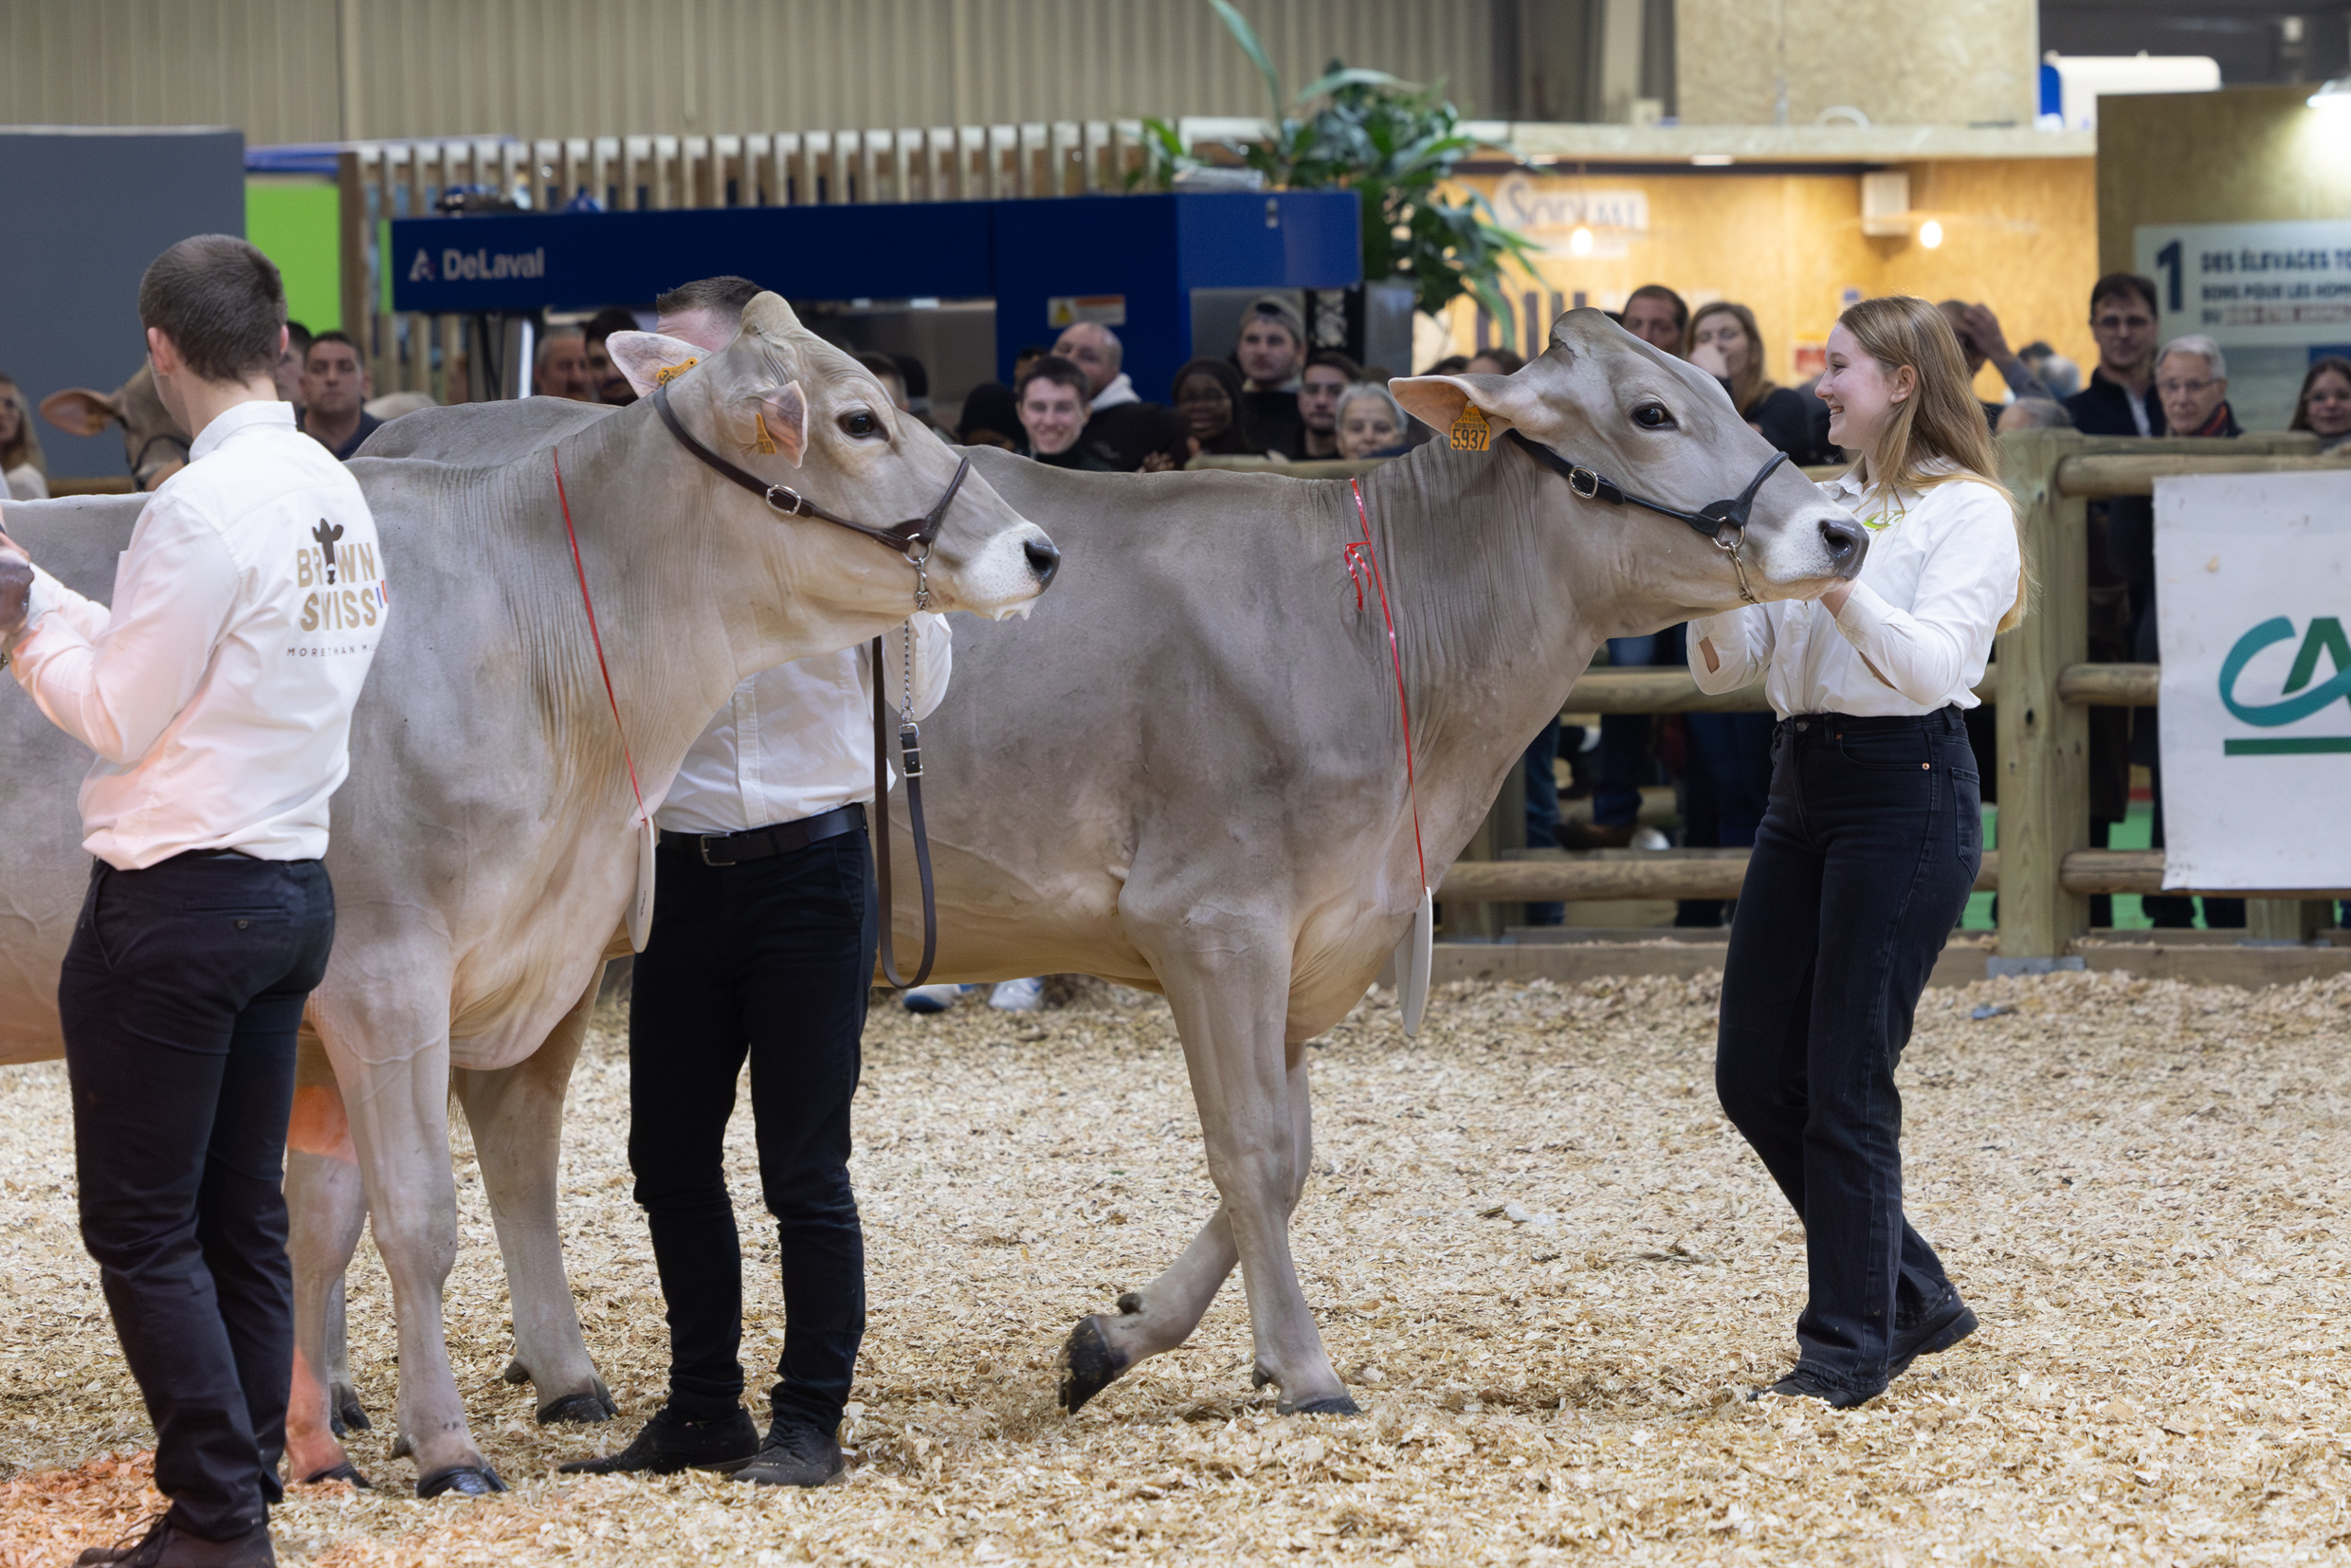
[0,296,1060,1495]
[391,311,1865,1429]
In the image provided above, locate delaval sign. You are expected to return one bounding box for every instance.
[409,244,546,285]
[388,205,997,314]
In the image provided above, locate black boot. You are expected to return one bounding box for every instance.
[75,1516,275,1567]
[1889,1288,1978,1379]
[730,1417,846,1487]
[556,1405,758,1475]
[1748,1367,1879,1409]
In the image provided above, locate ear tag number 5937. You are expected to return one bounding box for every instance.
[1450,404,1492,452]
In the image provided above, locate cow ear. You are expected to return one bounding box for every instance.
[753,381,810,467]
[1390,374,1545,441]
[740,292,804,337]
[608,331,708,397]
[40,388,125,436]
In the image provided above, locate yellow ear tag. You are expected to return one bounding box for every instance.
[1449,403,1492,451]
[752,410,778,456]
[653,357,700,387]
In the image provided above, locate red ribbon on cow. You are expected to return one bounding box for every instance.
[553,448,651,829]
[1348,479,1427,895]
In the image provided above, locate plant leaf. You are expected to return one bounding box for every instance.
[1295,66,1416,102]
[1207,0,1285,118]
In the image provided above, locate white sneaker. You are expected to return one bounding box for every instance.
[902,983,974,1014]
[988,976,1045,1012]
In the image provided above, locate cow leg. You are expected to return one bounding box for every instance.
[325,1274,369,1434]
[1094,915,1350,1415]
[313,967,505,1498]
[284,1039,372,1486]
[1060,1042,1325,1413]
[451,965,614,1426]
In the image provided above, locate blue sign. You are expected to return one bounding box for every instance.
[388,191,1362,396]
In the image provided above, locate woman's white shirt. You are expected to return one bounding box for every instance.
[1688,462,2020,718]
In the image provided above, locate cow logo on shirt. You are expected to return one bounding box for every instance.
[312,520,345,583]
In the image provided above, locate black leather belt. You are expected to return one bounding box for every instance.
[662,802,866,867]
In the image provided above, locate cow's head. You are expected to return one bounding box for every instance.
[1394,309,1863,623]
[40,365,191,491]
[610,295,1056,638]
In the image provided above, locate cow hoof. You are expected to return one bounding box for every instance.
[300,1461,374,1489]
[1057,1315,1132,1413]
[537,1389,617,1425]
[1250,1364,1276,1391]
[330,1382,372,1434]
[501,1357,533,1385]
[1283,1394,1364,1417]
[416,1465,508,1499]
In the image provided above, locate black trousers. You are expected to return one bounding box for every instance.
[1715,709,1979,1397]
[628,827,875,1434]
[59,854,335,1541]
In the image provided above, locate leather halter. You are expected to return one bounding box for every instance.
[652,379,970,563]
[651,374,948,989]
[1504,428,1788,605]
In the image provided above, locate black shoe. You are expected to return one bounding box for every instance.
[1889,1290,1979,1379]
[75,1516,274,1567]
[730,1418,846,1487]
[1747,1367,1878,1409]
[556,1404,758,1475]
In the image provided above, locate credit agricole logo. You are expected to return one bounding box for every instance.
[2218,615,2351,755]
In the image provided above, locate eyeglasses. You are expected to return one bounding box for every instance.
[2157,377,2218,396]
[2092,315,2154,332]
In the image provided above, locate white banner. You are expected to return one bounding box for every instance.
[2155,470,2351,891]
[2134,220,2351,349]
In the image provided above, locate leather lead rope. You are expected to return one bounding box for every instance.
[870,630,937,988]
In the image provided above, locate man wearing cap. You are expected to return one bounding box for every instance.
[1233,295,1308,459]
[0,235,386,1568]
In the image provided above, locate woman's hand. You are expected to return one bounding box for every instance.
[0,529,31,641]
[1698,636,1721,675]
[1139,450,1176,473]
[1819,580,1854,616]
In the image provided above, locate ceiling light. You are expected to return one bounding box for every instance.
[1569,226,1595,257]
[2310,77,2351,110]
[1918,219,1945,249]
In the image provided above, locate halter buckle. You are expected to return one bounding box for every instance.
[764,484,807,516]
[1567,466,1602,501]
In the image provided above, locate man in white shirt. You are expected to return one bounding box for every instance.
[0,236,386,1568]
[558,276,949,1488]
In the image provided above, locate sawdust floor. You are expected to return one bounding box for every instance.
[4,970,2350,1565]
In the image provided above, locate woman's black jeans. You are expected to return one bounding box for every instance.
[1716,707,1980,1399]
[627,828,875,1436]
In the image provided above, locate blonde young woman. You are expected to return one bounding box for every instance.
[1691,295,2025,1408]
[0,374,49,500]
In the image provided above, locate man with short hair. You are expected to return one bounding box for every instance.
[2066,273,2164,439]
[582,307,642,406]
[559,276,950,1489]
[1047,321,1182,470]
[1014,356,1119,469]
[296,332,380,461]
[1297,350,1361,460]
[1620,284,1687,355]
[534,324,595,401]
[1233,295,1307,458]
[0,235,386,1568]
[274,320,312,408]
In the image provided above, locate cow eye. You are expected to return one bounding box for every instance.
[1631,403,1675,429]
[838,409,883,438]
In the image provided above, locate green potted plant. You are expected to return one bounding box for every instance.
[1134,0,1537,367]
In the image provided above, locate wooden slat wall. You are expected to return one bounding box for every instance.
[0,0,1497,143]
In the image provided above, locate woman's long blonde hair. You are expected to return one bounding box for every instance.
[0,375,45,479]
[1687,301,1776,418]
[1839,295,2029,632]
